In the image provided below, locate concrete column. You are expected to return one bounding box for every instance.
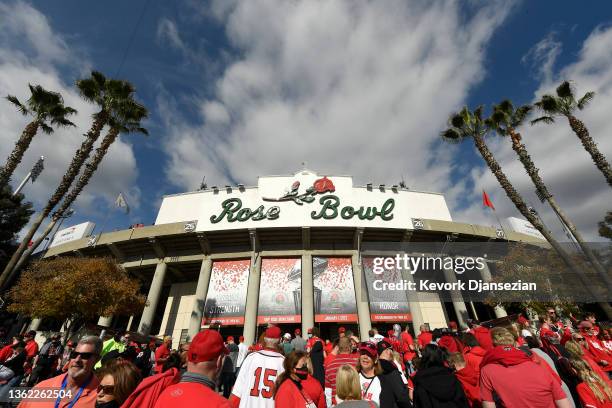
[98,316,113,327]
[27,318,42,331]
[352,253,371,341]
[468,302,479,320]
[243,255,262,346]
[138,262,167,335]
[479,262,508,319]
[301,252,314,337]
[126,316,134,332]
[443,267,469,328]
[189,257,213,339]
[400,267,424,336]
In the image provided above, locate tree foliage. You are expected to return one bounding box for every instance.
[0,184,33,270]
[7,257,146,339]
[484,244,594,316]
[599,212,612,241]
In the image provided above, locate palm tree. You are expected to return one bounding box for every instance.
[11,101,148,274]
[532,81,612,187]
[487,100,611,288]
[0,85,76,187]
[0,73,145,289]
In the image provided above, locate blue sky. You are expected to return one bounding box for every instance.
[1,0,611,241]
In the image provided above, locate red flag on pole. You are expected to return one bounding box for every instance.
[482,190,495,210]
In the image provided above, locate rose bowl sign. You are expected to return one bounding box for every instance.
[155,171,453,231]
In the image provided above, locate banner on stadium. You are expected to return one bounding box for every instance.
[257,258,302,324]
[202,259,250,326]
[362,256,412,322]
[313,257,358,322]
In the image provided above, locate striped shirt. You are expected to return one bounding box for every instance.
[324,353,359,402]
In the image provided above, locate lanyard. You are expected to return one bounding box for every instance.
[55,374,91,408]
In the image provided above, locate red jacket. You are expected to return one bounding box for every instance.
[585,335,612,371]
[418,331,432,349]
[122,367,180,408]
[438,335,463,353]
[275,376,326,408]
[401,332,416,362]
[472,327,493,351]
[0,344,14,363]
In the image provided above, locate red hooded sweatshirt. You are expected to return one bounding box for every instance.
[472,326,493,351]
[454,364,481,407]
[122,367,181,408]
[275,376,325,408]
[464,346,486,377]
[438,335,464,354]
[576,382,612,408]
[584,335,612,372]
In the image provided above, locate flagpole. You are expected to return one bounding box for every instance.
[483,190,506,239]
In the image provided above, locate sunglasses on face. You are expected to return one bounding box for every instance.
[574,337,585,341]
[97,384,115,395]
[69,351,96,360]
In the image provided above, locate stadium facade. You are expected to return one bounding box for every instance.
[43,170,543,347]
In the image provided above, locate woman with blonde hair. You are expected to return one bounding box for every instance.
[335,365,378,407]
[570,358,612,407]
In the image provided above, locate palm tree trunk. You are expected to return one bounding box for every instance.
[5,128,122,281]
[508,129,612,289]
[471,135,610,317]
[0,120,40,187]
[0,111,108,289]
[567,115,612,187]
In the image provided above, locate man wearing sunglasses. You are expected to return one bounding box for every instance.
[19,335,102,408]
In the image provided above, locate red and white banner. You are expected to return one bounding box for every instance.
[362,257,412,323]
[313,257,358,323]
[257,258,302,324]
[202,259,250,326]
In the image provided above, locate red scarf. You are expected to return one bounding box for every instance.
[480,345,531,369]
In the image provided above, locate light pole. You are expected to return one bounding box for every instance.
[13,156,44,196]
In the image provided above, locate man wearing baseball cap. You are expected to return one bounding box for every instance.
[155,329,230,407]
[230,326,285,408]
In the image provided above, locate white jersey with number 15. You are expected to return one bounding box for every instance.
[231,349,285,408]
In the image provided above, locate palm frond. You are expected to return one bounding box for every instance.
[91,71,107,88]
[512,105,532,126]
[40,123,54,134]
[6,95,28,115]
[556,81,573,99]
[450,112,465,128]
[577,91,595,110]
[51,117,76,127]
[498,99,513,114]
[538,95,559,113]
[440,128,463,143]
[530,116,555,126]
[473,105,484,121]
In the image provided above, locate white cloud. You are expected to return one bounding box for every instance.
[521,31,562,83]
[0,1,140,227]
[457,26,612,241]
[161,0,516,201]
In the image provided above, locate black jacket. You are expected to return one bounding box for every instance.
[310,340,325,387]
[413,366,469,408]
[377,359,412,408]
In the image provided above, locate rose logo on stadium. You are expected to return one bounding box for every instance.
[263,176,336,205]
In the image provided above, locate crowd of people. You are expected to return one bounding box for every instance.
[1,307,611,407]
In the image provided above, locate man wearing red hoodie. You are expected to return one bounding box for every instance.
[462,333,486,377]
[480,327,571,408]
[154,330,229,408]
[448,352,481,407]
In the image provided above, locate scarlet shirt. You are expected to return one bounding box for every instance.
[275,377,323,408]
[0,344,14,362]
[576,382,612,408]
[400,332,416,361]
[324,353,359,403]
[155,381,231,408]
[480,360,566,408]
[301,375,326,408]
[306,337,323,351]
[154,343,170,373]
[417,331,432,349]
[25,339,39,360]
[463,346,486,377]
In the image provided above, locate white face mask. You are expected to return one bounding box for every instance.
[308,334,313,338]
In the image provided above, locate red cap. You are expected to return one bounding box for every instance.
[338,327,346,333]
[449,321,458,329]
[518,315,529,325]
[188,330,228,363]
[359,342,377,360]
[307,328,313,334]
[239,336,244,342]
[265,326,281,339]
[227,336,234,342]
[295,328,301,335]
